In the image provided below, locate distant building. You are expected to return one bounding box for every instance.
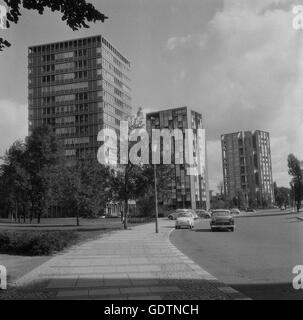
[146,107,209,210]
[221,130,274,208]
[28,35,132,163]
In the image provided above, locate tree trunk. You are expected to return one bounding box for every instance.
[30,202,34,224]
[123,200,128,230]
[16,202,20,223]
[123,165,129,230]
[76,204,80,226]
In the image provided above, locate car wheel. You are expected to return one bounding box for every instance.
[230,227,235,232]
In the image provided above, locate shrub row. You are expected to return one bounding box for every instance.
[0,231,78,256]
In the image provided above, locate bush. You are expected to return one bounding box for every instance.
[0,231,78,256]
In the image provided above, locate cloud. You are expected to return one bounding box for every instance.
[166,34,207,51]
[164,0,303,188]
[0,100,28,157]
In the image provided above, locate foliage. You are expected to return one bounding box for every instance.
[24,126,60,223]
[0,230,78,256]
[0,126,62,223]
[273,182,290,208]
[1,0,107,51]
[48,158,115,218]
[110,108,149,228]
[287,154,303,212]
[0,141,30,222]
[136,185,155,217]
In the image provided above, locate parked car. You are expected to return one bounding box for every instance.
[168,209,195,220]
[196,209,211,219]
[210,210,235,232]
[230,208,241,215]
[175,212,195,229]
[246,208,256,213]
[168,209,184,220]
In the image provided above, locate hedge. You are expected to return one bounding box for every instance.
[0,231,78,256]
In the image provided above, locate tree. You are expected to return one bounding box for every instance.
[287,154,303,212]
[273,182,290,208]
[0,141,30,222]
[24,125,60,223]
[217,181,224,199]
[110,108,150,229]
[0,0,108,51]
[47,157,115,225]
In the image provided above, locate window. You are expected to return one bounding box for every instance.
[55,51,74,60]
[55,94,75,103]
[55,73,75,81]
[55,62,74,71]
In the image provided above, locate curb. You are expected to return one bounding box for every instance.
[167,228,252,300]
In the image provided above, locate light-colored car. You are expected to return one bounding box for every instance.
[230,208,241,215]
[168,209,194,220]
[175,212,195,229]
[196,209,211,219]
[210,210,235,232]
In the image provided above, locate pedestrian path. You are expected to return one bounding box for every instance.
[15,219,250,300]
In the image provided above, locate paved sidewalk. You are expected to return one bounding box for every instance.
[15,219,249,300]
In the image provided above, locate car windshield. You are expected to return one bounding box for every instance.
[178,213,192,218]
[212,211,230,217]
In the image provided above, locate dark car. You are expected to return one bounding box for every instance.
[246,208,256,213]
[210,210,235,232]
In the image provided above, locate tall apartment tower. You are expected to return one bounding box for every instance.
[146,107,210,210]
[221,130,274,208]
[28,35,132,162]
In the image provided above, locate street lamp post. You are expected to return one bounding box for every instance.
[181,184,185,209]
[154,163,159,234]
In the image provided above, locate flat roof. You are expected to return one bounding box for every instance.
[28,34,130,65]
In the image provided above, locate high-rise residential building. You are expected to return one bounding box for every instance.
[146,107,209,210]
[221,130,274,208]
[28,35,132,163]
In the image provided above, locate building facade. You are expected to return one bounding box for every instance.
[146,107,209,210]
[221,130,274,208]
[28,35,132,164]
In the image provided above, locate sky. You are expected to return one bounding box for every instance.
[0,0,303,191]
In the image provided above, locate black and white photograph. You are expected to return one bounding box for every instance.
[0,0,303,304]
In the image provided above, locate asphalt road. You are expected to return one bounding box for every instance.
[170,210,303,300]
